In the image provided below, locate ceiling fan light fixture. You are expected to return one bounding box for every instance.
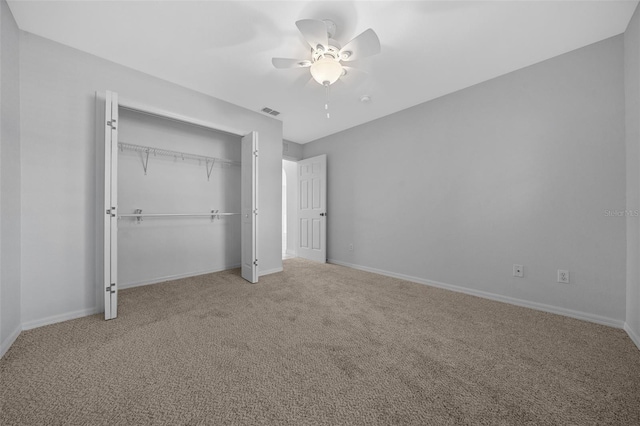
[310,56,343,86]
[273,18,381,118]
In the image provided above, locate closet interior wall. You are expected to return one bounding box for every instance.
[118,109,241,288]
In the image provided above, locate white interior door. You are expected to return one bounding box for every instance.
[241,132,258,283]
[297,155,327,263]
[103,91,118,319]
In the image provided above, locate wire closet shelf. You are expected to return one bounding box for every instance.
[118,142,241,180]
[117,142,242,220]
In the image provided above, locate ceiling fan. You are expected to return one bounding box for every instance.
[272,19,381,88]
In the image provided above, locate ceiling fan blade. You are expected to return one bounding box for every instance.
[337,66,369,87]
[292,72,320,90]
[339,29,381,61]
[272,58,312,69]
[295,19,329,51]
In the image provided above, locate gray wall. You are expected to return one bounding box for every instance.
[20,32,282,328]
[304,36,627,325]
[283,140,303,161]
[117,110,241,288]
[0,0,21,357]
[625,5,640,347]
[283,159,298,256]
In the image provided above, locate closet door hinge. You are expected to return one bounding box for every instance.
[253,260,258,266]
[106,283,116,294]
[253,209,258,215]
[107,120,117,130]
[106,207,116,217]
[253,150,258,157]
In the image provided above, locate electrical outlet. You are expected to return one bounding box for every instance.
[513,264,524,278]
[348,243,354,251]
[558,270,570,284]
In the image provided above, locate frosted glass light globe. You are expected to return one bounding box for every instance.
[310,57,343,86]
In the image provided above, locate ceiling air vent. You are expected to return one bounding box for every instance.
[261,107,281,116]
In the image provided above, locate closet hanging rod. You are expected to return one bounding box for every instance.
[118,142,241,167]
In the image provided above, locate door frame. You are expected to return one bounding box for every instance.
[99,90,259,319]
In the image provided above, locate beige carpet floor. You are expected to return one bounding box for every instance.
[2,258,640,425]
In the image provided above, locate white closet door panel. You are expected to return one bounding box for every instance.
[103,90,118,320]
[241,132,258,283]
[103,91,112,320]
[109,91,119,318]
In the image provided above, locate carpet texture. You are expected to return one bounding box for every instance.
[2,258,640,425]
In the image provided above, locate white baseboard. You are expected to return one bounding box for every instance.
[0,325,22,359]
[22,306,100,331]
[119,264,241,290]
[20,266,244,333]
[328,259,624,329]
[624,322,640,350]
[260,267,284,276]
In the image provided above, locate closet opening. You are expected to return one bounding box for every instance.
[117,108,242,289]
[100,91,259,320]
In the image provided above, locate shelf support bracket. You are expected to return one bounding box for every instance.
[206,158,216,181]
[141,149,150,175]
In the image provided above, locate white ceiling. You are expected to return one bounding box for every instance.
[7,1,638,143]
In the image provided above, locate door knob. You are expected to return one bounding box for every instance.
[320,212,326,217]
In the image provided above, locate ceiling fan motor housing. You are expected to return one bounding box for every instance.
[312,44,342,63]
[312,20,347,63]
[323,19,337,38]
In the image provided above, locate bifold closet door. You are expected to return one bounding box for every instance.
[241,132,258,283]
[103,91,119,320]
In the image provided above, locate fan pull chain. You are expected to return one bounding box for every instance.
[324,82,330,119]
